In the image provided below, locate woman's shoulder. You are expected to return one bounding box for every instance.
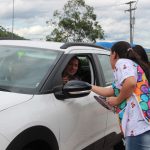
[116,58,133,67]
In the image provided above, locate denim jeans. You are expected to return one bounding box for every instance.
[125,130,150,150]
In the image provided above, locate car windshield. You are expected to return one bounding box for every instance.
[0,46,61,91]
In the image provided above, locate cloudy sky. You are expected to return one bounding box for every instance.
[1,0,150,48]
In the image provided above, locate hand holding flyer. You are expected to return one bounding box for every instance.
[94,95,116,113]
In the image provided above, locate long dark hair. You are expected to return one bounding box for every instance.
[132,45,149,64]
[111,41,150,83]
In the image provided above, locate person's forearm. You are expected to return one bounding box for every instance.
[117,77,136,104]
[91,85,114,97]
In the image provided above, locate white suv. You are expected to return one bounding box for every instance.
[0,40,124,150]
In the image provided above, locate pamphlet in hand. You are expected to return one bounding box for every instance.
[94,95,116,113]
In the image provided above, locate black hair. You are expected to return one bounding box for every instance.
[132,45,149,64]
[111,41,150,84]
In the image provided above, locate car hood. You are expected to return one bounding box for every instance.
[0,91,33,112]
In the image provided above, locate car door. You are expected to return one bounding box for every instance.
[96,54,120,136]
[50,52,108,150]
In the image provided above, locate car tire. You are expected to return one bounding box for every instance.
[6,126,59,150]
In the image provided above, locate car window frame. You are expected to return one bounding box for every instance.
[40,53,102,95]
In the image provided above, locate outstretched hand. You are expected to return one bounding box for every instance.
[62,76,69,84]
[106,97,119,106]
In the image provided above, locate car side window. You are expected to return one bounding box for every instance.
[97,55,114,86]
[147,52,150,61]
[78,56,93,84]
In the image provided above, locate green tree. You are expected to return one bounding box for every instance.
[0,26,25,40]
[46,0,105,42]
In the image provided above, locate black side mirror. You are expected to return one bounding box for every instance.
[63,80,91,98]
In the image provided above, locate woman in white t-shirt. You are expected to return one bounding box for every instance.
[92,41,150,150]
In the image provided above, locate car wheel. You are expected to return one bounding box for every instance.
[22,141,51,150]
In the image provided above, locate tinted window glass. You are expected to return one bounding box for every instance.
[98,55,114,85]
[78,56,93,83]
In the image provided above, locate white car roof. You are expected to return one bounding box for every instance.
[0,40,110,54]
[0,40,65,51]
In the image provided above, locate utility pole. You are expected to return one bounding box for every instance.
[12,0,14,39]
[125,1,136,45]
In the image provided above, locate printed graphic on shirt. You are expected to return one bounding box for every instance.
[113,63,150,128]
